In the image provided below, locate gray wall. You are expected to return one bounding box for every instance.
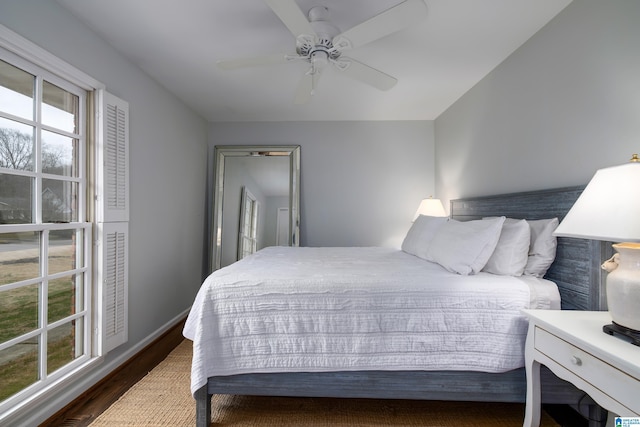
[209,121,435,249]
[264,195,290,248]
[435,0,640,209]
[0,1,208,424]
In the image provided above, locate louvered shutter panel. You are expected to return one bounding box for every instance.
[98,222,129,353]
[97,91,129,354]
[98,92,129,223]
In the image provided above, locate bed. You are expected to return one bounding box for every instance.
[184,186,611,427]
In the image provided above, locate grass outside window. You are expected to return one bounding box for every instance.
[0,237,81,402]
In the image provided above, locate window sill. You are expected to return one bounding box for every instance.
[0,355,104,426]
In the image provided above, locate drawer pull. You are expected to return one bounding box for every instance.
[571,355,582,366]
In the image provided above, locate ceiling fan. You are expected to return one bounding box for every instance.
[217,0,428,104]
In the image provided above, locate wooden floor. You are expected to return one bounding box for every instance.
[40,318,186,427]
[39,316,589,427]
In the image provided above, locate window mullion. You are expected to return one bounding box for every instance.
[0,110,37,127]
[34,74,43,225]
[77,98,87,223]
[39,229,49,381]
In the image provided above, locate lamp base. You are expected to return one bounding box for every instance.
[603,322,640,346]
[605,242,640,331]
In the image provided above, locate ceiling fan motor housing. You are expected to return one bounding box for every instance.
[296,6,341,60]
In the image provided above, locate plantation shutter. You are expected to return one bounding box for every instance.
[98,92,129,223]
[97,91,129,354]
[98,222,129,352]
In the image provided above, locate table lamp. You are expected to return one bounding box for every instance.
[553,154,640,342]
[413,196,446,221]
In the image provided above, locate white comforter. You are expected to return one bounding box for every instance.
[183,246,560,395]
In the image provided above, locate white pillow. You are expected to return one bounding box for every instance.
[425,217,505,275]
[482,218,531,276]
[524,218,559,277]
[401,215,449,260]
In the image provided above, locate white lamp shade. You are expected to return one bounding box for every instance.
[553,161,640,242]
[413,197,446,221]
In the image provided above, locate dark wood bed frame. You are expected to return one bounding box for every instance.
[194,186,612,427]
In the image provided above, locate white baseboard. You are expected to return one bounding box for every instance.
[1,308,190,427]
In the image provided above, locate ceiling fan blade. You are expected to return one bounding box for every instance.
[217,53,290,70]
[265,0,317,38]
[333,0,427,50]
[333,58,397,91]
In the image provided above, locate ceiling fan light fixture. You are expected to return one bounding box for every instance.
[310,50,329,69]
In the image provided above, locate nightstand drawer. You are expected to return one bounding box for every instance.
[535,327,639,413]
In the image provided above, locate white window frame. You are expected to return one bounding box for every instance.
[238,186,259,260]
[0,24,128,424]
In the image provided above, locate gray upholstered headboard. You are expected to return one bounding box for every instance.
[450,186,611,311]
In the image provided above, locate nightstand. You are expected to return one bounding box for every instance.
[522,310,640,427]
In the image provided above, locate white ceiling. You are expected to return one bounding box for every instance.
[57,0,572,122]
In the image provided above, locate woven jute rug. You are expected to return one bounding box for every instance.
[90,340,560,426]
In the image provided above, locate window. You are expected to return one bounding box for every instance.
[238,186,258,260]
[0,53,91,404]
[0,26,129,422]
